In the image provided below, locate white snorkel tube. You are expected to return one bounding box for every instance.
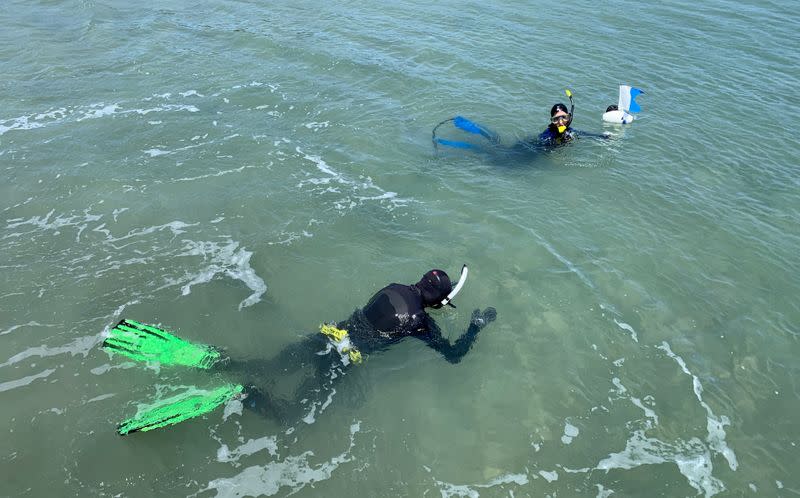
[440,264,468,308]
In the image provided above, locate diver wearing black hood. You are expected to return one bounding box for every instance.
[351,268,497,361]
[532,96,610,148]
[538,103,577,145]
[226,267,496,424]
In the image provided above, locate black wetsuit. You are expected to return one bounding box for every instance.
[537,126,577,146]
[343,283,484,363]
[508,125,610,155]
[228,282,492,423]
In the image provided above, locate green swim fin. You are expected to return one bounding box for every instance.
[103,319,221,369]
[117,384,244,435]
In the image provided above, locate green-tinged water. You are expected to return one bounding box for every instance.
[2,0,799,496]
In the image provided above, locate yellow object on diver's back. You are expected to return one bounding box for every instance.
[320,323,348,342]
[320,324,363,365]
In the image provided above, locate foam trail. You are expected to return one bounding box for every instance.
[176,239,267,310]
[0,115,45,135]
[1,334,103,368]
[1,100,199,136]
[610,377,658,427]
[429,470,529,498]
[597,430,724,497]
[294,147,408,211]
[613,318,639,342]
[588,374,725,496]
[0,321,56,336]
[198,422,361,497]
[0,369,56,393]
[656,342,738,471]
[518,225,595,289]
[217,436,278,463]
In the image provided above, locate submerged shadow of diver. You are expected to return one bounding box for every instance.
[221,332,372,426]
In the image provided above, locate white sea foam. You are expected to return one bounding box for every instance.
[610,377,658,427]
[0,334,103,368]
[5,209,102,241]
[596,430,724,497]
[199,422,360,497]
[175,239,267,309]
[1,196,34,214]
[303,121,330,130]
[432,472,529,498]
[539,470,558,482]
[223,398,244,420]
[90,362,136,375]
[295,148,408,212]
[217,436,278,463]
[583,344,737,497]
[109,220,197,243]
[657,342,738,471]
[0,115,45,135]
[302,385,339,425]
[142,139,207,159]
[595,484,615,497]
[1,98,199,136]
[613,318,639,342]
[129,104,198,114]
[86,393,116,403]
[172,164,257,183]
[0,369,56,393]
[520,226,595,289]
[0,321,56,336]
[561,422,580,444]
[144,148,170,157]
[297,148,338,177]
[76,104,120,121]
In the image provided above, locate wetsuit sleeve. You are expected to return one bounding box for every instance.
[416,316,483,364]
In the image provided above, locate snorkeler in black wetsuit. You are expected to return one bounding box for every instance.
[229,267,496,423]
[101,267,495,434]
[537,103,578,146]
[522,102,608,149]
[434,91,608,154]
[350,268,496,360]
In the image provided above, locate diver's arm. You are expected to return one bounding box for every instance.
[417,308,497,364]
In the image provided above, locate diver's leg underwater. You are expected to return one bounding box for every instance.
[103,319,349,434]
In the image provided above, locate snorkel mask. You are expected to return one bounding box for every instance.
[550,89,575,134]
[551,114,570,134]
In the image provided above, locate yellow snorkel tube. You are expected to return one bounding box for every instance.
[558,89,575,134]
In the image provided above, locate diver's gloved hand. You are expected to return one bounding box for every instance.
[470,307,497,329]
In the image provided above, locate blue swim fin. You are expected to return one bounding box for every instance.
[453,116,499,143]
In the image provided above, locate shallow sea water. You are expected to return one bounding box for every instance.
[2,0,799,496]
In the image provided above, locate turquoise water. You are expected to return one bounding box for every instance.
[2,0,799,496]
